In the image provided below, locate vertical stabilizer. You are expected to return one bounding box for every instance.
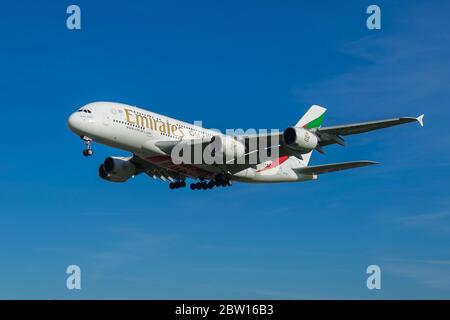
[295,105,327,128]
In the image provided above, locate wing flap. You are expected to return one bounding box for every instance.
[130,154,189,180]
[294,160,379,175]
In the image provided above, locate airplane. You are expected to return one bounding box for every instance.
[67,102,424,190]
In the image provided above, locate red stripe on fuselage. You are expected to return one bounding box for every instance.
[256,155,289,172]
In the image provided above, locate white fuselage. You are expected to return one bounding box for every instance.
[67,102,315,183]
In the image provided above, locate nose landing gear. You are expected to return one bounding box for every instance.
[82,149,93,157]
[81,136,94,157]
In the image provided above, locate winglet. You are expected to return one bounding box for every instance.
[417,114,424,127]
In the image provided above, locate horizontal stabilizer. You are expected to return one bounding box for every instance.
[294,160,379,175]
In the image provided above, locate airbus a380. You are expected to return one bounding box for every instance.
[67,102,424,190]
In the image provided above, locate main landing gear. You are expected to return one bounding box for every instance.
[81,136,93,157]
[169,180,186,190]
[189,173,232,191]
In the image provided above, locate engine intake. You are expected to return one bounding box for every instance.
[283,127,318,152]
[99,156,136,182]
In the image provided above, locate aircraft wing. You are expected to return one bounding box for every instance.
[134,113,423,177]
[315,115,424,147]
[293,160,379,175]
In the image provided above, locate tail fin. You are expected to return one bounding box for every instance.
[294,105,327,166]
[295,105,327,128]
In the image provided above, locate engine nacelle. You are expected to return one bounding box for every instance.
[283,127,318,152]
[99,157,136,182]
[210,135,246,162]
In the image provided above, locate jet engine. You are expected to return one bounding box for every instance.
[283,127,318,153]
[98,156,136,182]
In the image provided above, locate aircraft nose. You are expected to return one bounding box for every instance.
[67,112,83,134]
[68,113,77,130]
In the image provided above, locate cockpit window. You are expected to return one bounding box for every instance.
[77,109,92,113]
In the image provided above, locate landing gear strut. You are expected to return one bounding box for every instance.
[81,136,93,157]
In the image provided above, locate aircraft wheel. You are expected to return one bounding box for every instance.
[180,181,186,188]
[82,149,93,157]
[190,183,196,190]
[169,183,175,189]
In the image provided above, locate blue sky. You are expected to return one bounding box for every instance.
[0,0,449,299]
